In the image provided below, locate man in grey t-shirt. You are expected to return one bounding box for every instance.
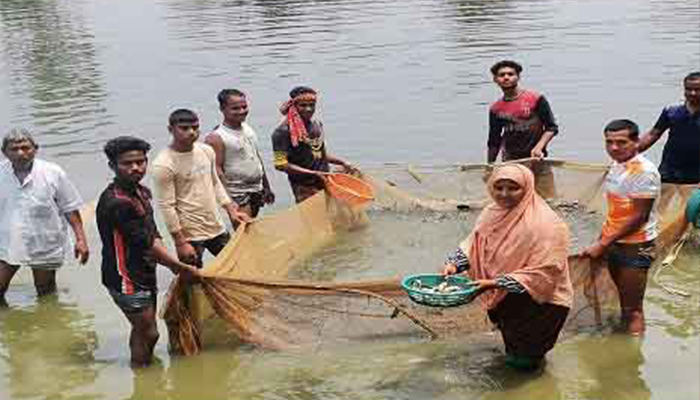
[205,89,274,222]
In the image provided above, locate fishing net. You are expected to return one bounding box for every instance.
[161,159,693,355]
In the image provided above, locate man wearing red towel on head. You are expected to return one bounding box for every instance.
[272,86,355,203]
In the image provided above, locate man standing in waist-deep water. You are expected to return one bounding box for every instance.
[637,71,700,211]
[205,89,275,224]
[96,136,199,367]
[272,86,355,203]
[0,128,89,306]
[487,60,559,197]
[152,109,250,268]
[582,119,660,335]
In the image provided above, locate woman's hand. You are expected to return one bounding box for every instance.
[472,279,498,295]
[441,263,458,276]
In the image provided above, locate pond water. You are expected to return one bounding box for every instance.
[0,0,698,399]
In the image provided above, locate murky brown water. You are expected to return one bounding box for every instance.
[1,0,699,399]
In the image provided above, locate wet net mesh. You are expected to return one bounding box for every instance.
[161,159,693,355]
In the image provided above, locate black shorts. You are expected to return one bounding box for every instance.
[659,164,700,185]
[291,183,324,203]
[108,288,157,314]
[606,240,656,269]
[188,231,231,268]
[230,191,265,217]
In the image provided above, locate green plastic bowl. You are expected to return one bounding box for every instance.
[686,189,700,228]
[401,274,478,307]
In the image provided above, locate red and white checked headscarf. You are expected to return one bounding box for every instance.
[279,91,318,147]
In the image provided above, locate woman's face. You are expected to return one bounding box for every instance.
[492,178,525,209]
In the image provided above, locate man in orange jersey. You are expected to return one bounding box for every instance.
[582,119,660,335]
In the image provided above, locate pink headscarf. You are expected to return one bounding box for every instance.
[460,164,573,310]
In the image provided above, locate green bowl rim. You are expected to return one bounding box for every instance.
[401,273,477,296]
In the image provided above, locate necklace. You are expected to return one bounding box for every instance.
[306,136,324,151]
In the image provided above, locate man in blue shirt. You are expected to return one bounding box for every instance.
[638,71,700,184]
[638,71,700,215]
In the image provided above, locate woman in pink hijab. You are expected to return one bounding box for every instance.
[443,164,573,370]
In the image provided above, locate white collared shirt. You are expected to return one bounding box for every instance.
[0,159,83,266]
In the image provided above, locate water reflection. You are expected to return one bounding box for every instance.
[293,210,476,281]
[441,0,516,58]
[160,0,348,81]
[575,335,651,400]
[126,359,170,400]
[0,0,110,155]
[481,369,564,400]
[125,350,245,400]
[0,297,99,400]
[647,245,700,338]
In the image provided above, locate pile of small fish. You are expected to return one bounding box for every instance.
[411,279,464,294]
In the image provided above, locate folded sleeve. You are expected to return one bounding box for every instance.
[627,171,661,199]
[445,247,470,272]
[54,167,83,214]
[653,107,671,132]
[496,275,527,294]
[487,110,504,150]
[535,95,559,135]
[272,127,291,167]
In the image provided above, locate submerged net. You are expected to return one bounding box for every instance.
[161,159,693,355]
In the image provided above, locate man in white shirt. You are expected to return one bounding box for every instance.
[152,109,250,268]
[0,128,89,306]
[205,89,274,222]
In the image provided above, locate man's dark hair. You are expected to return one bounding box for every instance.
[104,136,151,164]
[684,71,700,84]
[604,119,640,140]
[289,86,317,99]
[168,109,199,126]
[217,89,246,108]
[490,60,523,76]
